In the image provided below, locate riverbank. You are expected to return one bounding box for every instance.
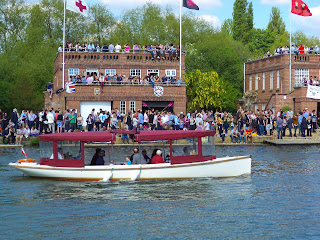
[1,130,319,148]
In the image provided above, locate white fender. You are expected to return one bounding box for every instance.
[101,171,113,182]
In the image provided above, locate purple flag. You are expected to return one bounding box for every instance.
[183,0,199,10]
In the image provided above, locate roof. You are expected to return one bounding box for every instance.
[135,130,216,142]
[39,131,115,142]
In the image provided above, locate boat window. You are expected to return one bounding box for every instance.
[58,141,82,159]
[171,138,198,156]
[202,136,215,157]
[40,141,53,159]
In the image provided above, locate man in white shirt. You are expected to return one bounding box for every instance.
[115,43,121,53]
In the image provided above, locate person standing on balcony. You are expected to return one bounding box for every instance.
[133,43,139,53]
[101,43,108,52]
[298,44,305,54]
[115,43,121,52]
[108,43,114,53]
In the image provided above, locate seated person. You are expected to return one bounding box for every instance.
[183,146,189,155]
[90,148,101,165]
[132,148,147,164]
[238,127,246,143]
[124,156,132,165]
[30,127,39,137]
[245,126,253,143]
[95,150,105,165]
[50,148,64,159]
[46,82,53,98]
[141,149,151,164]
[16,126,24,145]
[230,127,238,143]
[151,150,164,164]
[190,149,197,155]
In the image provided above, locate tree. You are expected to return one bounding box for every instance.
[221,18,233,36]
[267,7,286,37]
[88,4,115,45]
[186,70,239,111]
[232,0,253,43]
[247,28,275,55]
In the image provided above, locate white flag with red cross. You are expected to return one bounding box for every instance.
[66,0,89,17]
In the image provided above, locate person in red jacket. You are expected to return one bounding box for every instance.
[151,150,164,164]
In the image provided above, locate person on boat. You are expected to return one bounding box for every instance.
[124,156,132,165]
[50,148,64,159]
[90,148,101,165]
[151,150,164,164]
[183,146,189,156]
[141,149,151,164]
[95,150,105,165]
[132,148,147,164]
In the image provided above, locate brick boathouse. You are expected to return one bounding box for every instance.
[45,51,187,118]
[241,53,320,114]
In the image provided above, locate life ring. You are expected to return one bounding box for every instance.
[18,159,37,163]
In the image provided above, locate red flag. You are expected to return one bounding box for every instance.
[21,147,28,158]
[183,0,199,10]
[291,0,312,16]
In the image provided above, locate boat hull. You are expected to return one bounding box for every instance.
[8,156,251,181]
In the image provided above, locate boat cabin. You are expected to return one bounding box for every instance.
[38,130,216,167]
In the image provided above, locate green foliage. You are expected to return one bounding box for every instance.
[267,7,286,37]
[247,28,275,55]
[232,0,253,43]
[1,0,320,114]
[186,70,240,112]
[30,136,39,146]
[282,106,290,112]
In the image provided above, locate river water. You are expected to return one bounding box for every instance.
[0,145,319,239]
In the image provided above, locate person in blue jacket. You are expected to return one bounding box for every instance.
[96,150,105,165]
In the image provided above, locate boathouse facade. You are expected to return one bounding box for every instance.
[45,51,186,118]
[241,53,320,114]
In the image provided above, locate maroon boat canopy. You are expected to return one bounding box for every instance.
[135,130,216,142]
[39,131,115,142]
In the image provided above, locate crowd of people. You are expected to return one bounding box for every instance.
[1,107,319,145]
[64,73,180,87]
[58,42,181,61]
[264,44,320,58]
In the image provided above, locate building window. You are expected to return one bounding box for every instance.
[262,103,265,111]
[294,69,309,87]
[105,69,116,76]
[165,69,176,77]
[254,104,258,112]
[86,68,99,77]
[130,69,141,77]
[262,72,265,90]
[277,70,280,89]
[130,101,135,112]
[148,69,159,76]
[255,73,259,90]
[120,101,126,114]
[68,68,79,77]
[249,75,252,91]
[270,71,273,90]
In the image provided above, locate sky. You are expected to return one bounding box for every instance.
[89,0,320,38]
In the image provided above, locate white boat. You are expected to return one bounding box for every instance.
[9,130,251,181]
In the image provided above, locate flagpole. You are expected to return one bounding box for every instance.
[289,13,292,92]
[62,0,66,89]
[179,0,182,81]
